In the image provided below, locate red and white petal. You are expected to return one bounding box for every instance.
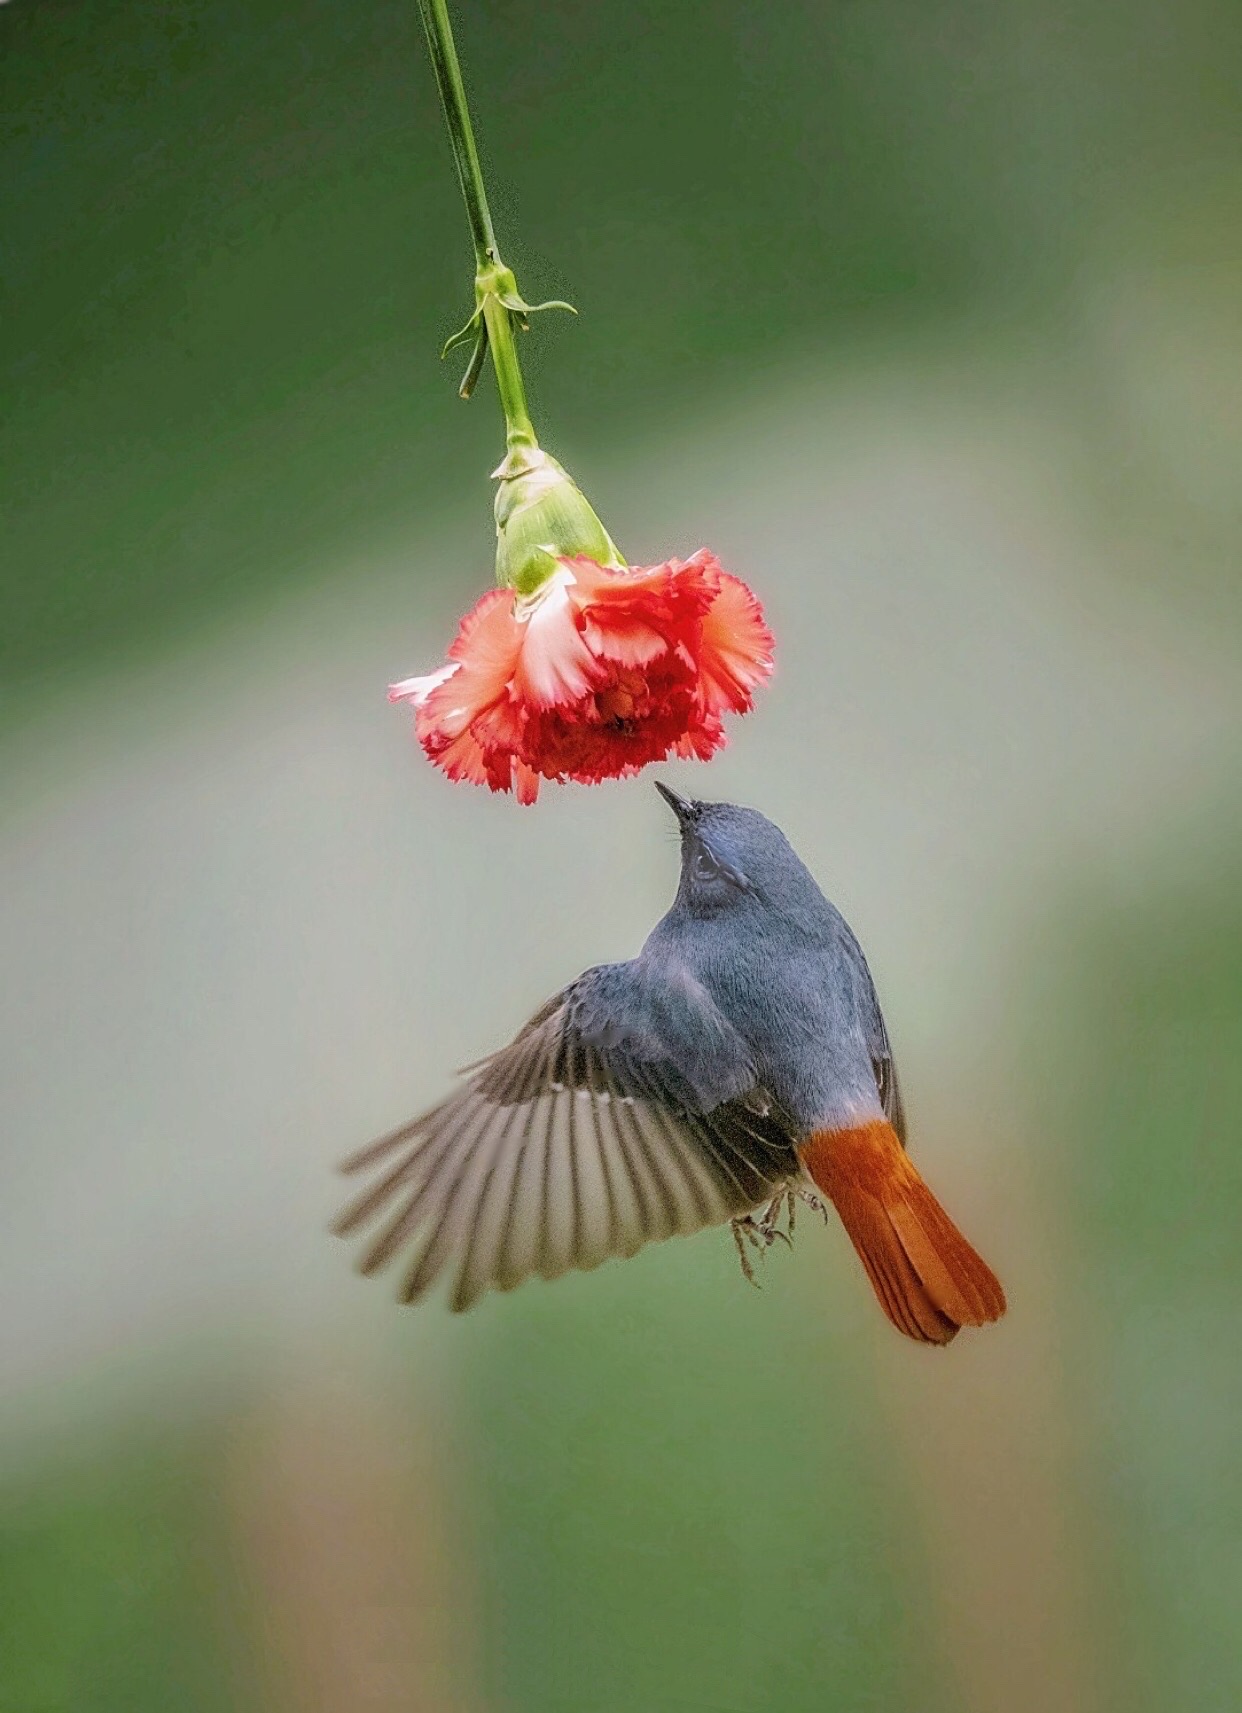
[696,571,774,715]
[510,571,602,710]
[388,661,461,706]
[417,712,493,789]
[513,760,542,805]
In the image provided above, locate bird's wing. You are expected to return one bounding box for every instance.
[871,1034,907,1146]
[836,920,907,1145]
[333,962,798,1311]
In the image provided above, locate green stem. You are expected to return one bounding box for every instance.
[416,0,495,267]
[417,0,537,451]
[481,292,536,450]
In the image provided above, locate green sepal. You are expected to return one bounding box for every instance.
[438,259,577,376]
[457,325,488,398]
[492,445,625,593]
[440,306,483,360]
[496,291,578,332]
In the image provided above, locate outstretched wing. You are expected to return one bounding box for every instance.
[333,961,798,1311]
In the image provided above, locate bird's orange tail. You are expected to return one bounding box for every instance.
[798,1121,1006,1345]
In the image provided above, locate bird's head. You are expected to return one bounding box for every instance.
[655,782,822,920]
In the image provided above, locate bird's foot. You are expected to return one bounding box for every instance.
[730,1188,797,1287]
[758,1185,797,1248]
[794,1185,829,1224]
[730,1218,764,1287]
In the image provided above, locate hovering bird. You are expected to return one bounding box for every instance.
[334,785,1006,1344]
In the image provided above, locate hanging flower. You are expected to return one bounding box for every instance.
[389,447,773,802]
[390,547,773,803]
[392,0,779,804]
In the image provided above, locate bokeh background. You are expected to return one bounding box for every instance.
[4,2,1241,1709]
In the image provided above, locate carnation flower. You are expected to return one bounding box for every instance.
[391,0,778,804]
[390,446,773,802]
[391,547,772,803]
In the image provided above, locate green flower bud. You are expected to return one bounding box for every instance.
[492,446,624,595]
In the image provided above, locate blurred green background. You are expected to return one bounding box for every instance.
[3,2,1240,1710]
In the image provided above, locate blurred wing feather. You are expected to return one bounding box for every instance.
[334,963,797,1309]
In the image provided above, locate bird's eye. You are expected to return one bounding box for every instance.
[690,841,750,892]
[693,846,721,883]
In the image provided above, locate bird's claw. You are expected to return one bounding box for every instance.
[731,1219,764,1287]
[796,1186,829,1224]
[730,1186,801,1286]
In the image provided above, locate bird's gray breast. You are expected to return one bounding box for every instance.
[652,913,882,1133]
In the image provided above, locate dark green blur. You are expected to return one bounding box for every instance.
[6,0,1237,695]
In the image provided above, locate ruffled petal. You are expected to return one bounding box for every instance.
[696,571,775,715]
[513,760,542,805]
[567,553,718,669]
[510,571,603,709]
[402,588,524,745]
[388,661,460,706]
[674,712,727,762]
[416,709,492,788]
[577,612,672,669]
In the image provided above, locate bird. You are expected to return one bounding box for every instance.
[333,784,1006,1343]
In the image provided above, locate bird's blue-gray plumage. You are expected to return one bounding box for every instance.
[640,794,904,1140]
[335,788,903,1309]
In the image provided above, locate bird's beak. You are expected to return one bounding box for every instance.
[655,780,695,825]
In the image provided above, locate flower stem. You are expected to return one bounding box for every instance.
[416,0,537,451]
[481,288,536,452]
[416,0,494,267]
